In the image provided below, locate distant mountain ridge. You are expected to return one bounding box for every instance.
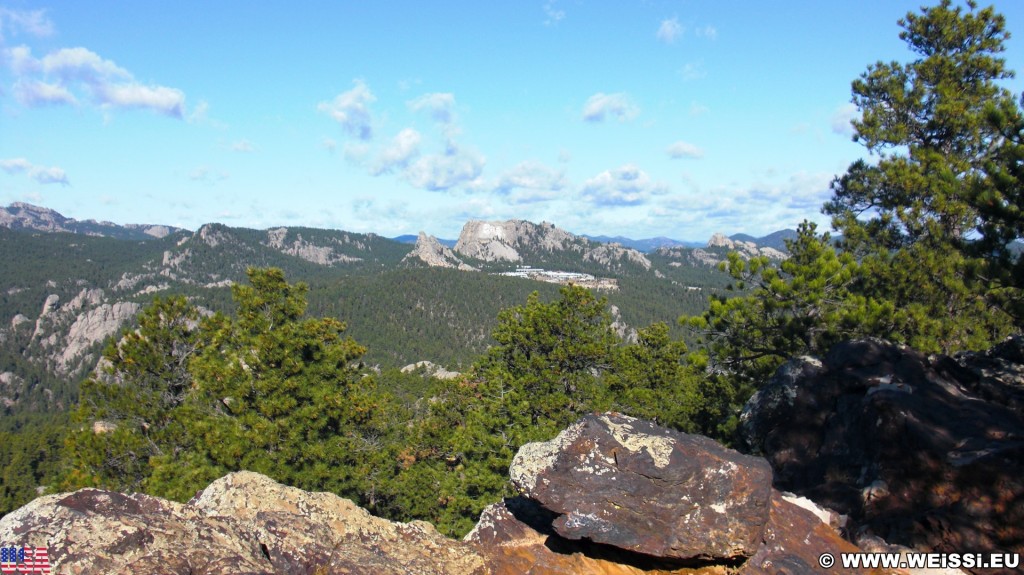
[729,229,798,252]
[0,202,184,240]
[0,203,786,416]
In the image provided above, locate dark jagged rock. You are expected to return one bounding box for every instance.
[742,338,1024,568]
[510,413,772,561]
[504,413,878,574]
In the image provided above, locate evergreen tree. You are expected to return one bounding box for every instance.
[62,296,200,493]
[824,0,1020,351]
[148,268,395,503]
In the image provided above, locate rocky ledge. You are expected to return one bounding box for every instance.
[0,413,881,575]
[743,338,1024,573]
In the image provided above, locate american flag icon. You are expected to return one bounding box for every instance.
[0,548,50,574]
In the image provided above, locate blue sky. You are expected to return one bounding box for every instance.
[2,1,1023,241]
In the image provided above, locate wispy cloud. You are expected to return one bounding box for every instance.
[580,164,667,206]
[13,79,76,106]
[231,139,256,153]
[318,79,376,140]
[543,1,565,26]
[403,146,485,192]
[695,25,718,40]
[667,141,704,159]
[0,8,54,41]
[408,92,455,124]
[188,166,229,183]
[582,92,639,123]
[656,18,682,44]
[0,157,69,185]
[680,61,706,81]
[494,161,567,203]
[4,45,187,117]
[831,103,859,136]
[371,128,422,175]
[95,83,185,117]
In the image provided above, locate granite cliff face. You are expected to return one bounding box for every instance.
[403,231,477,270]
[264,227,366,266]
[0,415,879,574]
[453,219,652,271]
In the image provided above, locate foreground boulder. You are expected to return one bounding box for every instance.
[0,471,486,575]
[488,413,876,574]
[742,338,1024,566]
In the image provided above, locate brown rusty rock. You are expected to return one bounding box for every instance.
[741,338,1024,568]
[467,497,729,575]
[510,413,773,561]
[739,491,884,575]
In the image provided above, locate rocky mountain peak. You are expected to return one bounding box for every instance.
[0,203,183,239]
[706,232,787,261]
[403,232,476,270]
[453,219,652,272]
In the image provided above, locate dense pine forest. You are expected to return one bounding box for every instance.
[1,1,1023,542]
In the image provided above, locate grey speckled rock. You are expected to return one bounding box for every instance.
[0,471,487,575]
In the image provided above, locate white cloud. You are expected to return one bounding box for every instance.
[408,92,455,124]
[689,102,709,116]
[188,100,211,124]
[582,92,638,123]
[5,45,188,118]
[680,61,706,81]
[404,147,485,191]
[543,1,565,26]
[0,157,69,186]
[667,141,704,159]
[231,139,256,153]
[96,83,185,118]
[580,164,667,206]
[494,161,567,202]
[831,103,859,136]
[188,166,228,183]
[0,8,54,40]
[656,18,682,43]
[14,79,77,106]
[41,47,130,82]
[322,137,337,154]
[5,45,39,74]
[649,171,833,237]
[318,80,376,140]
[371,128,422,175]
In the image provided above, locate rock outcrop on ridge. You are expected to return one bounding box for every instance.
[0,414,877,574]
[742,338,1024,569]
[453,220,652,270]
[403,231,477,270]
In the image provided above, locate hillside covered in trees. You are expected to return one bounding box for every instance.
[0,1,1022,551]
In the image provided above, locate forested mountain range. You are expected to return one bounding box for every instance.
[0,203,789,416]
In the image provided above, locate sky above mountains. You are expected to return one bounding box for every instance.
[2,1,1024,241]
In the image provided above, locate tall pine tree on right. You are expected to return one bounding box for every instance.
[825,0,1023,352]
[686,1,1024,424]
